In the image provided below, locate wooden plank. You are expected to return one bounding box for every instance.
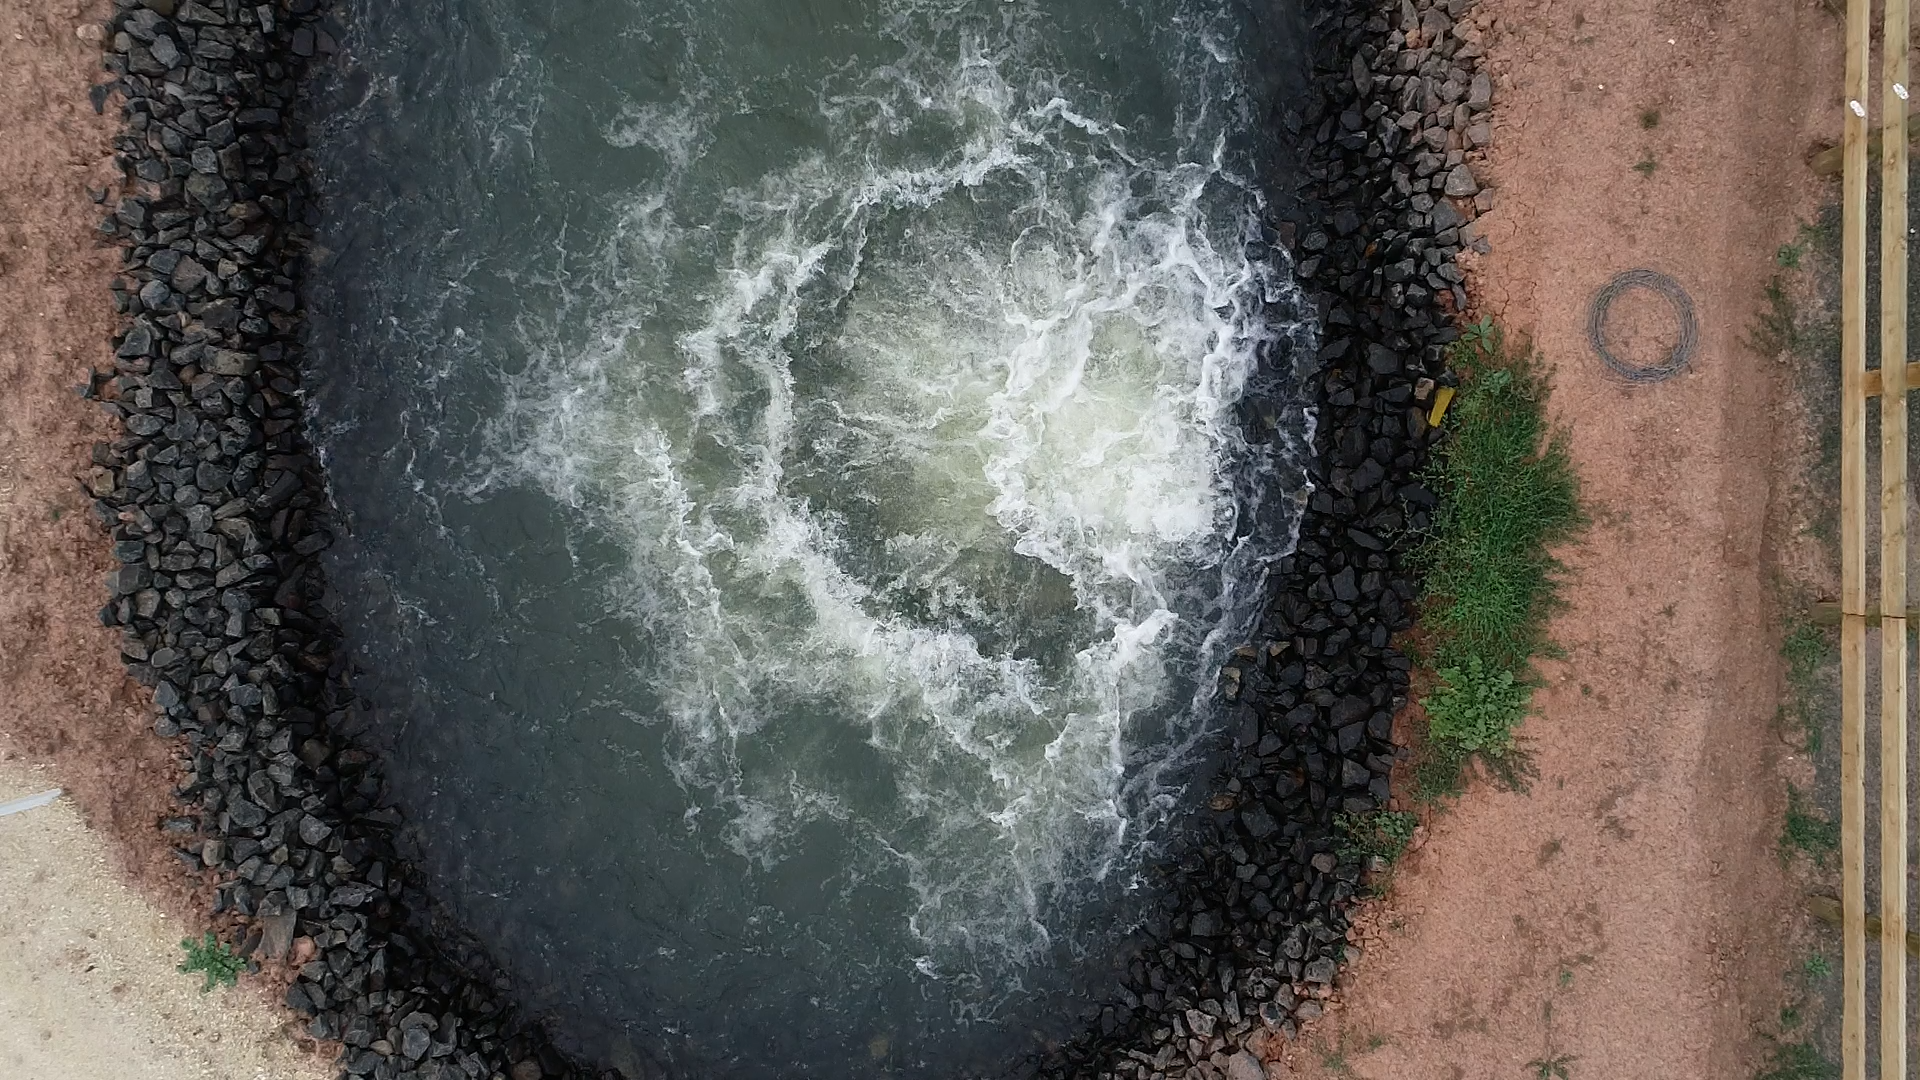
[1810,111,1920,176]
[1814,600,1875,625]
[1880,0,1910,1065]
[1859,359,1920,396]
[1838,0,1869,1071]
[1809,894,1920,957]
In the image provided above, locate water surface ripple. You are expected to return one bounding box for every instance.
[304,0,1313,1074]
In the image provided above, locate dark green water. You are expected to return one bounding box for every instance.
[302,0,1313,1074]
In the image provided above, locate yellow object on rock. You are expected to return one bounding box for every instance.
[1428,385,1456,428]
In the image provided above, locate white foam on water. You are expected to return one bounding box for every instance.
[488,33,1313,986]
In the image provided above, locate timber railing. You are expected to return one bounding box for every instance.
[1832,0,1910,1072]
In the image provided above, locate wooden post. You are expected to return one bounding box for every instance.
[1839,0,1870,1071]
[1879,0,1911,1068]
[1810,112,1920,176]
[1810,894,1920,957]
[1860,359,1920,396]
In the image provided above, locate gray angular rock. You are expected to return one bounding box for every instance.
[1468,71,1493,111]
[298,814,332,845]
[1226,1051,1265,1080]
[204,350,257,377]
[175,0,226,24]
[170,256,210,294]
[1241,803,1278,840]
[226,797,266,829]
[149,33,182,68]
[1443,163,1480,197]
[116,322,154,357]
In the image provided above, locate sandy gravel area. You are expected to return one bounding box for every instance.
[0,763,330,1080]
[1285,0,1843,1077]
[0,2,331,1078]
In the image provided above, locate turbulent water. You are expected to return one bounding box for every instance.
[302,0,1314,1074]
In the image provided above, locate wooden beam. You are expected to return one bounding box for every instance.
[1814,600,1880,625]
[1809,894,1920,957]
[1858,360,1920,396]
[1879,0,1910,1066]
[1809,112,1920,176]
[1838,0,1869,1072]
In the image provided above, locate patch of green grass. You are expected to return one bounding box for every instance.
[1412,326,1582,799]
[1779,783,1839,867]
[178,931,244,992]
[1780,616,1827,688]
[1779,613,1833,754]
[1639,107,1661,129]
[1336,809,1420,865]
[1777,240,1806,269]
[1756,1041,1838,1080]
[1633,154,1657,177]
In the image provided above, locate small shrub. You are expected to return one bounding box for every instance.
[1336,809,1420,864]
[1423,655,1529,755]
[178,931,244,992]
[1639,107,1661,129]
[1633,155,1657,177]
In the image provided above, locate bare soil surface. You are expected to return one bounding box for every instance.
[1282,1,1843,1077]
[0,762,330,1080]
[0,2,329,1075]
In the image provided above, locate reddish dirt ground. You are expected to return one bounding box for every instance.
[0,0,194,907]
[1280,1,1844,1077]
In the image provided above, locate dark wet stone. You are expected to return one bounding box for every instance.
[1240,803,1278,840]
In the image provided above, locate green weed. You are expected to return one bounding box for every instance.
[1756,1041,1838,1080]
[1336,809,1420,865]
[1633,155,1657,177]
[1779,613,1832,754]
[1528,1054,1576,1079]
[178,931,245,992]
[1412,327,1582,799]
[1779,783,1839,867]
[1424,655,1529,755]
[1801,951,1831,980]
[1639,107,1661,129]
[1749,275,1801,359]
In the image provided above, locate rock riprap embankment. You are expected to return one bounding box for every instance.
[1043,0,1491,1076]
[88,2,611,1079]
